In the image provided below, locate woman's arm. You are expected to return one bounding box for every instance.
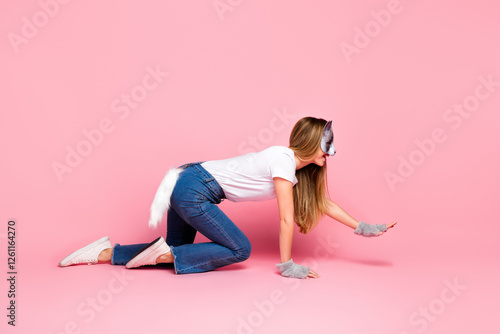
[273,177,295,263]
[325,199,397,234]
[325,199,360,229]
[274,177,319,278]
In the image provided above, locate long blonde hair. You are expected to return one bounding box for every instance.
[289,117,330,233]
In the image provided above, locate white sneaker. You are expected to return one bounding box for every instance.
[59,236,112,267]
[125,236,171,269]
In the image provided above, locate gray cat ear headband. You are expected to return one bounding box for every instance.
[321,120,336,156]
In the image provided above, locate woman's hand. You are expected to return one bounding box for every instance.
[306,269,320,279]
[381,221,397,235]
[325,200,398,237]
[354,221,398,237]
[276,259,319,279]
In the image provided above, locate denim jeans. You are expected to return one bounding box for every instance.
[111,162,252,274]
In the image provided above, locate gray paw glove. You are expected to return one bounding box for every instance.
[276,259,309,279]
[354,221,387,237]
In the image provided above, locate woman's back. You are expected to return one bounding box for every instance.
[201,145,297,202]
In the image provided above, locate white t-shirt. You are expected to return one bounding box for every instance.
[201,146,298,202]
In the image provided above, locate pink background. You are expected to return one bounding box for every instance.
[1,1,499,333]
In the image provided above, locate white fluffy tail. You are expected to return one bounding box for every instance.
[148,167,183,229]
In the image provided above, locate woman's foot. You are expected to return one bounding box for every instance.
[59,236,113,267]
[156,251,174,264]
[98,248,113,262]
[125,236,172,268]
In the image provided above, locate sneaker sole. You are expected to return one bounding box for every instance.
[126,237,169,269]
[59,236,110,267]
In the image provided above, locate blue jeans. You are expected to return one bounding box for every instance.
[111,162,252,274]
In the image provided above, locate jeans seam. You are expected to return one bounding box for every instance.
[175,255,237,274]
[198,201,239,251]
[173,203,242,274]
[171,247,179,274]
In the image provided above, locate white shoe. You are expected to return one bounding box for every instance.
[125,236,171,269]
[59,236,112,267]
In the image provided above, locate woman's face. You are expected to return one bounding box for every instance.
[312,147,329,167]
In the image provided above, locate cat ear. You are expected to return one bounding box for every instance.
[320,120,336,156]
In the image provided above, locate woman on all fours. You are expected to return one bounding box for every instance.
[59,117,397,279]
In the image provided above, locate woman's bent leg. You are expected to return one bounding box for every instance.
[167,162,251,274]
[111,243,149,266]
[171,201,251,274]
[111,207,193,267]
[166,207,197,247]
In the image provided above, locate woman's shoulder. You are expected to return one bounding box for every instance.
[261,146,295,165]
[262,145,294,155]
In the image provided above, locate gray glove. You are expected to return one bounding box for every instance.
[354,221,387,237]
[276,259,309,279]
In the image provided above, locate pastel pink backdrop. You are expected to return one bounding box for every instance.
[1,1,499,333]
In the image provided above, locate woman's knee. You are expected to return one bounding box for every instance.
[234,238,252,262]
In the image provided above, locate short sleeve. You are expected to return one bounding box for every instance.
[270,153,297,184]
